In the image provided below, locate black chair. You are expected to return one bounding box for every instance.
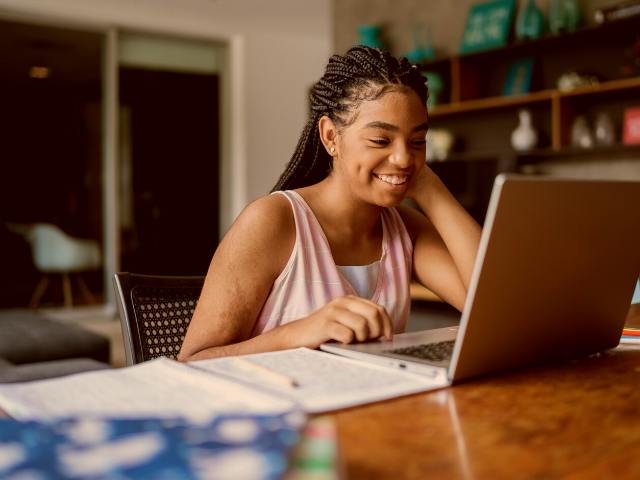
[113,273,205,365]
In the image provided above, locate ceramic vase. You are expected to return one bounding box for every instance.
[516,0,545,41]
[571,116,594,148]
[422,71,443,108]
[357,25,384,49]
[406,24,435,64]
[549,0,581,34]
[511,109,538,151]
[426,129,454,161]
[594,112,615,146]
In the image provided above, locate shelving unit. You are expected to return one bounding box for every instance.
[429,76,640,150]
[409,17,640,302]
[421,15,640,153]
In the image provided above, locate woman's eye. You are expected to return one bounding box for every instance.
[369,138,390,146]
[411,139,427,147]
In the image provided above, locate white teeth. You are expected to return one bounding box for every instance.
[376,174,408,185]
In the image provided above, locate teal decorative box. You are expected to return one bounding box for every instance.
[460,0,517,54]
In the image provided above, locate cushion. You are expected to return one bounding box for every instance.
[0,312,110,364]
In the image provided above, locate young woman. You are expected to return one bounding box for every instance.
[178,46,481,361]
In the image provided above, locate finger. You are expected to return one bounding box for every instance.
[342,297,393,340]
[328,322,355,344]
[331,308,370,342]
[378,304,394,340]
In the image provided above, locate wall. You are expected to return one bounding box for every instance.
[334,0,613,57]
[0,0,332,231]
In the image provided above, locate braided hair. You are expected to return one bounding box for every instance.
[271,45,428,192]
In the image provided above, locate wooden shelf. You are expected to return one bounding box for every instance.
[431,144,640,165]
[429,90,554,117]
[557,76,640,98]
[429,76,640,118]
[517,144,640,163]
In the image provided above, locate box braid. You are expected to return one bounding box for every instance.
[271,45,428,192]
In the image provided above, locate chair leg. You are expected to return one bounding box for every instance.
[30,276,50,308]
[62,273,73,308]
[77,275,96,304]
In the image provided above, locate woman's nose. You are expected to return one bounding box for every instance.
[389,145,412,168]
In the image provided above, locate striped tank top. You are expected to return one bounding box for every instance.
[250,190,413,337]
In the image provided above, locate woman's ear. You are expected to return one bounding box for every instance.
[318,116,338,157]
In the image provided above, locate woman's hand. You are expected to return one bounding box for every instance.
[284,295,394,349]
[406,162,444,204]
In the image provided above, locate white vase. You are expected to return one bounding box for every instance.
[571,116,594,149]
[594,112,615,146]
[511,109,538,151]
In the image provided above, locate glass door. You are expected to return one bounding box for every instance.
[117,32,223,275]
[0,19,104,308]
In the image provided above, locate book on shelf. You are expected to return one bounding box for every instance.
[622,327,640,336]
[620,336,640,344]
[620,325,640,344]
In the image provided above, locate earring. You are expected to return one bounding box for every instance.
[330,146,335,154]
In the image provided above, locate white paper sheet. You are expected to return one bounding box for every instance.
[193,348,448,412]
[0,358,294,421]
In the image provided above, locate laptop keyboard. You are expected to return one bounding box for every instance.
[384,340,455,363]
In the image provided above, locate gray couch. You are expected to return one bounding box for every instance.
[0,311,112,383]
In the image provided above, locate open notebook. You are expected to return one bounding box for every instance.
[0,351,439,418]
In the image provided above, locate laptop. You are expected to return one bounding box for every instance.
[321,174,640,386]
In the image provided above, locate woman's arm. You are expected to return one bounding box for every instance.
[178,195,393,362]
[402,166,482,311]
[177,195,294,361]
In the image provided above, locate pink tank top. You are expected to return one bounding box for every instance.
[250,190,413,336]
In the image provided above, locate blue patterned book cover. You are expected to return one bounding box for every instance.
[0,412,304,479]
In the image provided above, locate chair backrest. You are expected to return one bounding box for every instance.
[113,273,205,365]
[29,223,101,272]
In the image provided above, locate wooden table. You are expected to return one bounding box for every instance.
[332,345,640,479]
[1,345,639,478]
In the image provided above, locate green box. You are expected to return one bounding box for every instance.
[460,0,517,54]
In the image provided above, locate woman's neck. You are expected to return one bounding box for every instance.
[298,176,383,238]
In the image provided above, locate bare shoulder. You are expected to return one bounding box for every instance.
[233,193,294,237]
[221,193,295,275]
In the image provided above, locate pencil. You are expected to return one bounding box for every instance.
[232,356,299,388]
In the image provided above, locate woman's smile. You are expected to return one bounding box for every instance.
[373,173,410,186]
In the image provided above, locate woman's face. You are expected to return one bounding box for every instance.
[333,88,428,207]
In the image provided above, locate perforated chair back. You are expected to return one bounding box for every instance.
[113,273,204,365]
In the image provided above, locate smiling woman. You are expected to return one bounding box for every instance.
[178,46,482,361]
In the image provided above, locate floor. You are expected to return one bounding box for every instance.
[38,305,127,368]
[3,300,460,370]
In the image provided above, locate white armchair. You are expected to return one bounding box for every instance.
[24,223,102,308]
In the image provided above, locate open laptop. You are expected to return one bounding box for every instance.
[321,174,640,385]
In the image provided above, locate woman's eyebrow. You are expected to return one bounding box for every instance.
[412,120,429,132]
[363,120,429,132]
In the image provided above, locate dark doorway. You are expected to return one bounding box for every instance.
[119,68,220,276]
[0,20,103,308]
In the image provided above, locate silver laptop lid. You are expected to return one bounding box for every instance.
[449,174,640,382]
